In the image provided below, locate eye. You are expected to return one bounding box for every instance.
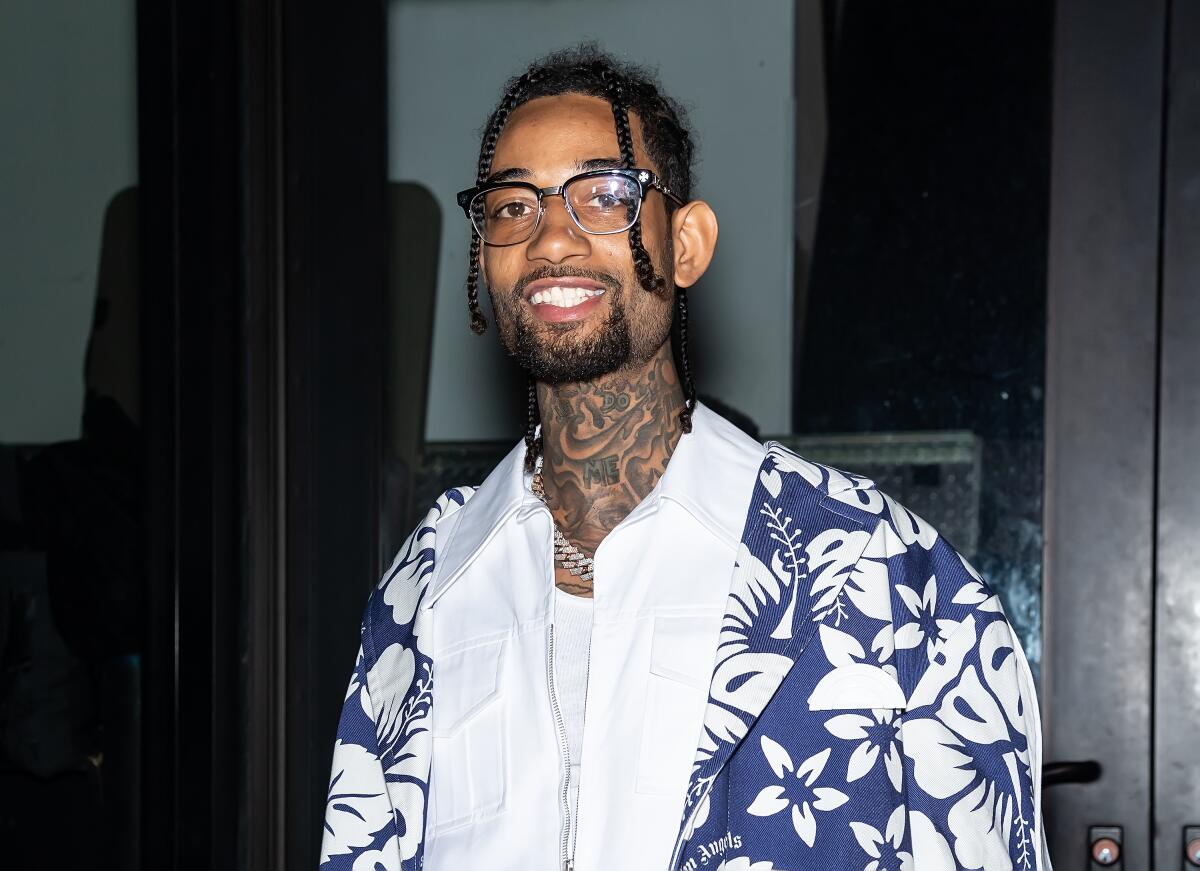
[588,192,622,209]
[490,199,534,220]
[571,176,639,213]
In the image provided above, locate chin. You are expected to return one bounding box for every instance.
[502,304,633,385]
[523,353,630,386]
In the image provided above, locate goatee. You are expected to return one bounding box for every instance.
[496,267,633,384]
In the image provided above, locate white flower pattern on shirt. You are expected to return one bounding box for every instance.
[894,573,961,661]
[320,489,472,871]
[746,738,849,846]
[824,709,903,791]
[849,806,913,871]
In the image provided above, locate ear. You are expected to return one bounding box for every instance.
[670,200,718,288]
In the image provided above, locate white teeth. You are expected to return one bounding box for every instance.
[528,286,605,307]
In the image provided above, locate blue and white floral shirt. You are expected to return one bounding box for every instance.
[321,420,1049,871]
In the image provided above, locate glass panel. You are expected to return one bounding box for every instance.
[792,4,1052,680]
[0,1,141,864]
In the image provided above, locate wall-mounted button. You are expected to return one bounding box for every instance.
[1089,825,1123,869]
[1184,825,1200,867]
[1092,838,1120,865]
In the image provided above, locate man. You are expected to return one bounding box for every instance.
[321,46,1049,871]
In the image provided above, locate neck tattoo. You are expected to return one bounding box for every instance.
[533,342,685,597]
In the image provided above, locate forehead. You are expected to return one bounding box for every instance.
[490,93,653,178]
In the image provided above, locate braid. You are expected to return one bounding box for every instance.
[676,286,697,433]
[466,70,545,333]
[524,376,543,473]
[603,71,666,295]
[466,232,486,334]
[607,68,684,430]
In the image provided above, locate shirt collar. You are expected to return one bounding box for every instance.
[425,401,765,607]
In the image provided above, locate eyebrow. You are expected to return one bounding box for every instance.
[578,157,624,172]
[485,157,625,184]
[486,166,532,183]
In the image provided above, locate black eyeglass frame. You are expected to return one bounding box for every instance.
[456,167,685,246]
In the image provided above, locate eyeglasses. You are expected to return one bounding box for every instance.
[456,167,684,246]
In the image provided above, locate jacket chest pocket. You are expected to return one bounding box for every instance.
[806,662,908,711]
[635,615,719,796]
[429,637,507,832]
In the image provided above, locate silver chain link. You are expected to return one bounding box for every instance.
[531,470,595,582]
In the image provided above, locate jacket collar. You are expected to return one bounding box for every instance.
[425,402,763,607]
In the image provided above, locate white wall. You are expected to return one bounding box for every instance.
[389,0,794,440]
[0,0,138,443]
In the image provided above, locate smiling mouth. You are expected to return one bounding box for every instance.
[519,275,612,323]
[527,285,606,308]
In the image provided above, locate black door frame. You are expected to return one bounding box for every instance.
[1152,0,1200,865]
[137,1,387,867]
[279,3,389,867]
[138,1,247,866]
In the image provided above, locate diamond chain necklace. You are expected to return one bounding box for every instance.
[531,468,595,583]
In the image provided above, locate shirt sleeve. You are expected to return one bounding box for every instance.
[319,645,402,870]
[892,540,1050,871]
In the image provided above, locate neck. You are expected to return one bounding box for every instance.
[536,342,686,560]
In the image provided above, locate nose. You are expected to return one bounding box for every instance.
[524,196,591,264]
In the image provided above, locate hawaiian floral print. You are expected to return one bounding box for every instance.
[320,488,471,870]
[320,444,1047,871]
[675,444,1046,871]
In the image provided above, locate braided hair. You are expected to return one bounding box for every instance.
[465,46,698,469]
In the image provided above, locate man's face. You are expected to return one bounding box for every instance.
[481,93,676,385]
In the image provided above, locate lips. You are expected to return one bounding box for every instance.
[521,277,608,323]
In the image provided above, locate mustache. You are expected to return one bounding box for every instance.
[511,265,622,299]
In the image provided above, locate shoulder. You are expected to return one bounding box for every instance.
[756,441,1005,655]
[757,441,904,524]
[761,443,1023,702]
[758,440,957,565]
[360,486,477,660]
[692,402,769,468]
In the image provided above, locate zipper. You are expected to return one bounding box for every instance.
[666,781,714,871]
[547,622,573,871]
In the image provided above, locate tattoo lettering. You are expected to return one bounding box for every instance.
[599,388,630,414]
[553,396,577,423]
[585,386,632,427]
[583,455,621,487]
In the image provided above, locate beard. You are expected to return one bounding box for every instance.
[508,301,632,384]
[490,263,669,385]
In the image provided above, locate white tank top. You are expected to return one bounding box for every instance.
[553,587,594,857]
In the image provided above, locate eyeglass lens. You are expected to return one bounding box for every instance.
[474,173,642,244]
